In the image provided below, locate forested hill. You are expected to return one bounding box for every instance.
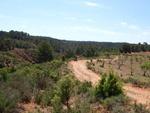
[0,30,128,53]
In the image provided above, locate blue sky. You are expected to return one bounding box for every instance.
[0,0,150,43]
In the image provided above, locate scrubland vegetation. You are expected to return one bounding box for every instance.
[0,30,150,112]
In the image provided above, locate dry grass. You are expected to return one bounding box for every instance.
[93,53,150,83]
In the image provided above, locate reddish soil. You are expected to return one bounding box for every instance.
[69,59,150,105]
[10,48,35,64]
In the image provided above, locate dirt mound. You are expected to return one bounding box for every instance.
[69,59,150,105]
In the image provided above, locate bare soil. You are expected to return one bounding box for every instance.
[69,59,150,105]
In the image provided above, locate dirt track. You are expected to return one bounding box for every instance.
[69,60,150,105]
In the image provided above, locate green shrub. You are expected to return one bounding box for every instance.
[62,55,65,61]
[122,77,137,84]
[103,96,116,110]
[50,72,57,81]
[77,81,92,94]
[51,95,62,113]
[94,73,123,99]
[103,94,130,111]
[64,68,70,75]
[100,65,104,68]
[87,62,95,71]
[35,92,43,105]
[0,62,4,68]
[8,74,32,103]
[0,90,18,113]
[40,87,54,107]
[97,59,102,62]
[58,75,75,108]
[133,102,150,113]
[97,71,103,75]
[0,68,8,82]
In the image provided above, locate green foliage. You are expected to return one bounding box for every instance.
[0,68,8,82]
[0,89,18,113]
[73,98,93,113]
[94,73,123,99]
[85,45,96,57]
[100,64,104,68]
[65,45,74,58]
[140,61,150,76]
[35,92,43,105]
[35,87,55,108]
[77,81,92,94]
[58,75,75,108]
[121,44,131,53]
[0,62,4,68]
[103,94,130,111]
[64,68,70,75]
[29,69,50,90]
[62,55,65,61]
[51,95,62,113]
[97,59,102,62]
[50,72,57,81]
[87,62,95,71]
[36,41,53,63]
[133,102,150,113]
[9,75,32,103]
[75,45,84,55]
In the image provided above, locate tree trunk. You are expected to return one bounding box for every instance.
[66,100,69,109]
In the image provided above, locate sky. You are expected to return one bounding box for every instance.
[0,0,150,44]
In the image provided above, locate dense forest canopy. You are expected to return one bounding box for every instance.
[0,30,128,52]
[0,30,150,55]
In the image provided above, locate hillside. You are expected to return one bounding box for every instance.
[1,30,150,112]
[0,30,127,52]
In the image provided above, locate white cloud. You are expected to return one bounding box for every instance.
[121,22,127,25]
[85,2,104,8]
[120,22,139,30]
[86,19,94,22]
[128,25,138,30]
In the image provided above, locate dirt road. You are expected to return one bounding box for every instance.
[69,60,150,105]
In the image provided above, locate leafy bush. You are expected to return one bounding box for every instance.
[51,95,62,113]
[0,68,8,82]
[97,71,103,75]
[103,94,130,111]
[9,75,32,103]
[62,55,65,61]
[94,73,123,99]
[0,89,18,113]
[35,92,43,105]
[122,77,148,87]
[35,87,55,107]
[58,75,75,108]
[100,65,104,68]
[64,68,70,75]
[133,102,150,113]
[97,59,102,62]
[50,72,57,81]
[0,62,4,68]
[87,62,95,71]
[77,81,92,94]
